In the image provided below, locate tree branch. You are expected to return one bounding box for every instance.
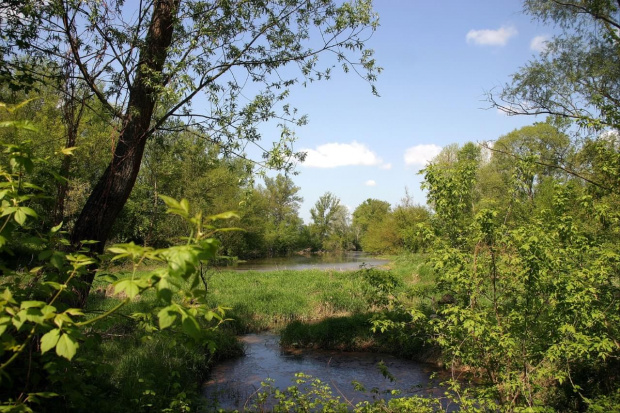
[482,142,614,193]
[61,3,122,119]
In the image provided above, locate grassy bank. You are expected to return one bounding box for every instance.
[76,254,436,411]
[203,253,433,331]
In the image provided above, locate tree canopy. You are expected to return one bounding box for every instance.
[1,0,380,304]
[493,0,620,131]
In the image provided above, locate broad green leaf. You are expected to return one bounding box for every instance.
[97,273,118,283]
[1,207,16,217]
[20,207,37,218]
[54,313,73,328]
[41,305,57,320]
[50,252,66,270]
[114,279,145,299]
[20,301,45,309]
[159,195,190,218]
[157,278,173,303]
[38,249,53,260]
[181,315,202,340]
[40,329,61,354]
[157,306,178,330]
[13,209,27,225]
[56,333,78,360]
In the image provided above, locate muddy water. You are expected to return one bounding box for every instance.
[203,334,446,411]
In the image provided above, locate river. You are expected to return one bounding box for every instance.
[203,334,448,411]
[227,251,389,272]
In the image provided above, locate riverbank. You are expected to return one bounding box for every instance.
[80,253,440,411]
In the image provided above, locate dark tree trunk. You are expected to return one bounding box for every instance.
[54,70,84,225]
[69,0,180,307]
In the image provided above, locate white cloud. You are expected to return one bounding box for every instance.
[530,35,550,52]
[466,25,517,46]
[404,144,442,167]
[365,180,376,187]
[380,163,392,170]
[301,141,384,168]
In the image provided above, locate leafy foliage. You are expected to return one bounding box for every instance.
[0,108,232,411]
[420,137,620,410]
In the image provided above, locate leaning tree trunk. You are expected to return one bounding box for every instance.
[69,0,180,307]
[54,65,85,225]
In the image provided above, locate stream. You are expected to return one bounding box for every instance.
[203,333,447,411]
[226,251,389,272]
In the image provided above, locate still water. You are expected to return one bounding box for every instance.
[203,334,446,411]
[230,251,389,272]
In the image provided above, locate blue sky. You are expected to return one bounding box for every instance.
[258,1,555,222]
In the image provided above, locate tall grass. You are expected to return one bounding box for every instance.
[76,254,437,410]
[203,269,369,332]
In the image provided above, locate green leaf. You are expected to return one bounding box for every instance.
[157,278,173,303]
[159,195,190,218]
[207,211,240,221]
[60,146,78,155]
[13,209,27,225]
[56,333,78,360]
[0,316,11,336]
[50,251,66,270]
[114,279,141,299]
[182,315,202,340]
[20,301,45,309]
[40,329,61,354]
[42,281,64,291]
[157,306,178,330]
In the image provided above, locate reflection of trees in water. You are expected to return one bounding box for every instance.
[204,334,444,411]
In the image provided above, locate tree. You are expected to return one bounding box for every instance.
[310,192,342,249]
[112,129,251,247]
[420,2,620,404]
[2,0,380,305]
[477,122,573,218]
[263,174,303,228]
[323,204,353,251]
[352,198,391,247]
[421,142,481,244]
[492,0,620,131]
[261,174,305,256]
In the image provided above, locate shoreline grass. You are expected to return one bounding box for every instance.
[78,254,437,411]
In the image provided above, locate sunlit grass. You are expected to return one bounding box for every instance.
[203,269,369,332]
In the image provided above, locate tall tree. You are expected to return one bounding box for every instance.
[492,0,620,131]
[263,174,303,227]
[310,191,342,249]
[352,198,391,235]
[2,0,380,305]
[352,198,391,249]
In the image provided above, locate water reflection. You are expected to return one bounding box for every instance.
[228,251,389,272]
[203,334,444,411]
